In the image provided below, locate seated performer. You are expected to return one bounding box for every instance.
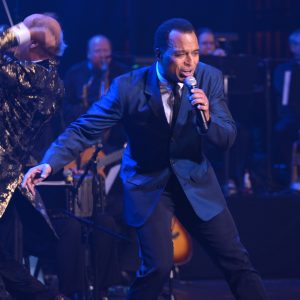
[197,27,227,57]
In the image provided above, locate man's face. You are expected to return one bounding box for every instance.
[87,38,112,70]
[158,30,199,83]
[198,32,216,56]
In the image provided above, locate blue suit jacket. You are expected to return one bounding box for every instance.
[43,62,236,226]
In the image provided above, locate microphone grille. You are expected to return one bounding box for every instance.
[184,76,197,87]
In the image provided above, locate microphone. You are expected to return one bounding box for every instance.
[184,76,208,132]
[101,61,109,73]
[63,168,74,184]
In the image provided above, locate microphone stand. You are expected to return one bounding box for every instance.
[223,74,230,190]
[222,74,237,197]
[71,142,103,300]
[73,142,103,197]
[67,142,131,300]
[70,142,131,300]
[91,143,105,300]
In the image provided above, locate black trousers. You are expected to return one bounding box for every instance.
[0,192,55,300]
[127,174,269,300]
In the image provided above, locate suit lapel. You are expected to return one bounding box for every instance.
[145,64,170,131]
[144,63,206,135]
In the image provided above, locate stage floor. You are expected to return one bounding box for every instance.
[107,278,300,299]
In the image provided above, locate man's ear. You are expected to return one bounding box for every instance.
[30,40,38,49]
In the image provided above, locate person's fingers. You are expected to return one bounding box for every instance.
[22,168,38,188]
[28,180,36,196]
[191,97,209,110]
[21,164,51,196]
[40,164,51,178]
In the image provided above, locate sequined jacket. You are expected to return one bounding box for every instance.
[0,27,64,220]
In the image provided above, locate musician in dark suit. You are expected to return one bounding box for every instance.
[63,34,129,126]
[23,18,268,300]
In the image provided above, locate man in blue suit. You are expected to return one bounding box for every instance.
[23,18,268,300]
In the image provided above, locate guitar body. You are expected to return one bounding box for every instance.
[172,217,193,265]
[64,146,106,176]
[64,146,124,174]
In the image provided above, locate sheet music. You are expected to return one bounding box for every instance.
[105,164,121,194]
[282,70,291,106]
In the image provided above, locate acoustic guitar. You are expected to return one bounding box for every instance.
[64,146,124,176]
[172,216,193,265]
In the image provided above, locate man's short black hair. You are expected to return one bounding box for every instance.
[154,18,196,53]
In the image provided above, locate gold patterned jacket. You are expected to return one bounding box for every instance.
[0,27,64,221]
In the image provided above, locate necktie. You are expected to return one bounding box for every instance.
[172,84,181,128]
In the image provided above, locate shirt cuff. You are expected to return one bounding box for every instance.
[10,22,31,45]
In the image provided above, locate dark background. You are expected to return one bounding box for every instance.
[3,0,300,74]
[4,0,300,280]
